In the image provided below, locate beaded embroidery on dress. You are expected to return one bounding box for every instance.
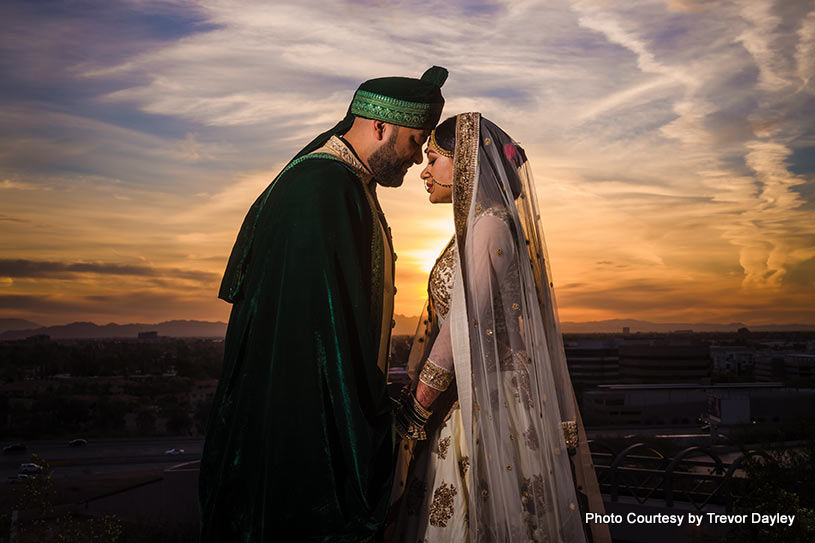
[428,236,456,322]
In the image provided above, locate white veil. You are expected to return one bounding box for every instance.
[403,112,608,542]
[448,113,602,542]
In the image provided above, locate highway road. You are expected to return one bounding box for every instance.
[2,436,203,478]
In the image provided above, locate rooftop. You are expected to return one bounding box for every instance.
[596,382,785,390]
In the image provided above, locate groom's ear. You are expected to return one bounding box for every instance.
[372,120,387,141]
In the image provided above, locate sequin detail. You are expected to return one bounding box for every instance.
[428,236,456,321]
[428,482,457,527]
[458,456,470,477]
[511,367,534,408]
[500,349,530,371]
[562,420,578,449]
[521,474,548,539]
[320,136,373,184]
[478,480,490,500]
[476,205,512,223]
[521,475,546,512]
[453,113,479,250]
[419,358,455,391]
[435,436,451,459]
[524,426,540,450]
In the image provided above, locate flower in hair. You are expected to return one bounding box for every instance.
[503,143,527,167]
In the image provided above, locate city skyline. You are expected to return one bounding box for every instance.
[1,0,814,327]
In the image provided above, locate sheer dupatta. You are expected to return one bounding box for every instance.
[443,113,606,542]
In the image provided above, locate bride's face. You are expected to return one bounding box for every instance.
[420,148,453,204]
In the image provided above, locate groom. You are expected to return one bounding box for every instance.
[199,67,448,542]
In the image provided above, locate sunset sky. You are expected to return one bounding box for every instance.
[1,0,813,327]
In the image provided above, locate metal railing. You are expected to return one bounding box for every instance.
[591,443,770,512]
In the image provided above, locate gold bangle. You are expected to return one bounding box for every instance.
[394,388,432,440]
[419,359,455,391]
[413,395,433,419]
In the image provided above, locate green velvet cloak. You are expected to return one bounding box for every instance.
[199,155,394,542]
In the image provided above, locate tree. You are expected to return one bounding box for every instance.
[135,409,156,436]
[91,397,128,435]
[164,406,191,436]
[725,442,815,542]
[194,396,214,435]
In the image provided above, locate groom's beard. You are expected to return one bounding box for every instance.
[369,132,411,187]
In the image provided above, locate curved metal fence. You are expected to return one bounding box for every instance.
[591,442,769,512]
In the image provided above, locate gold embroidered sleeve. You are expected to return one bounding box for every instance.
[561,420,578,449]
[419,358,455,391]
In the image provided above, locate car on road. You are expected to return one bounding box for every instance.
[7,474,32,484]
[3,443,27,455]
[164,448,185,455]
[68,438,88,447]
[19,463,43,475]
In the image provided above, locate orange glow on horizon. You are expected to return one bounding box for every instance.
[1,2,813,328]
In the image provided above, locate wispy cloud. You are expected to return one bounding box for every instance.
[0,0,813,326]
[795,9,815,91]
[0,214,28,223]
[737,1,790,93]
[0,179,43,190]
[0,259,219,284]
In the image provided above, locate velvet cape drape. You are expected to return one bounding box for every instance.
[199,153,394,542]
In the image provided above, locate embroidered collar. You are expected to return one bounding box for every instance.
[316,136,374,185]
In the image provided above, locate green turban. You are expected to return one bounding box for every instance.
[351,66,448,129]
[218,66,448,303]
[287,65,448,163]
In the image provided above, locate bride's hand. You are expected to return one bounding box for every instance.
[394,387,431,440]
[415,381,441,410]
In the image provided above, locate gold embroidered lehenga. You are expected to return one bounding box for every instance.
[393,235,470,541]
[390,113,610,543]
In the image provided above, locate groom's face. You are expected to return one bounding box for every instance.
[369,125,430,187]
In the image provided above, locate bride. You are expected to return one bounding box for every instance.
[389,113,610,542]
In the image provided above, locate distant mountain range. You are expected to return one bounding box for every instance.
[559,319,815,333]
[397,316,815,334]
[0,318,41,333]
[1,317,812,340]
[0,320,227,340]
